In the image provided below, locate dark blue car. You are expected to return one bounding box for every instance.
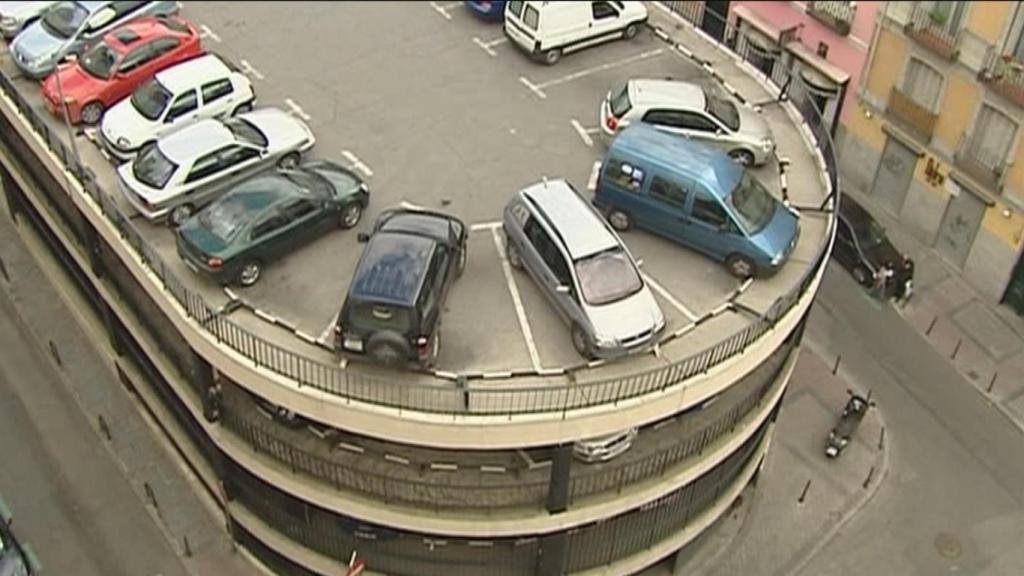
[466,0,506,20]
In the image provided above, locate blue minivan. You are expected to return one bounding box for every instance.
[593,124,799,278]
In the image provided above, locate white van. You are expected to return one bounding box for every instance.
[504,1,648,65]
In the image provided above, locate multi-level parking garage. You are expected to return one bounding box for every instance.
[0,2,838,575]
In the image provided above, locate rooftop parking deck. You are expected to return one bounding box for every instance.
[0,2,835,432]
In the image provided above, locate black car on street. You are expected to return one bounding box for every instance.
[832,195,914,301]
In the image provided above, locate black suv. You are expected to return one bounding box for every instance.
[335,208,467,368]
[833,195,914,301]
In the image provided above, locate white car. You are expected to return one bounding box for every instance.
[117,108,315,225]
[0,1,57,40]
[100,53,255,161]
[600,79,776,166]
[504,0,647,65]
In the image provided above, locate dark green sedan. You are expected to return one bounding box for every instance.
[176,160,368,287]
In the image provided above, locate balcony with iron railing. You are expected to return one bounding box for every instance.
[807,1,855,36]
[954,133,1010,193]
[887,86,938,142]
[981,49,1024,109]
[904,3,962,60]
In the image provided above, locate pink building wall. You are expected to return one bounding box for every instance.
[727,1,880,124]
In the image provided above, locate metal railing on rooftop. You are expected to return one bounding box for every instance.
[0,4,838,419]
[954,132,1010,193]
[808,1,855,36]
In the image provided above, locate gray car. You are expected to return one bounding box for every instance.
[502,178,665,360]
[0,1,57,40]
[10,0,178,79]
[600,79,776,166]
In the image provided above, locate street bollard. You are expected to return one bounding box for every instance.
[987,372,998,394]
[863,466,875,489]
[951,338,962,360]
[798,479,811,504]
[183,535,192,558]
[0,255,9,283]
[48,340,62,368]
[878,426,885,451]
[832,355,840,376]
[926,315,938,336]
[144,482,159,513]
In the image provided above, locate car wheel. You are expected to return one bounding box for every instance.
[339,203,362,229]
[278,152,300,169]
[367,333,407,367]
[238,260,262,287]
[729,149,756,167]
[232,101,253,116]
[726,253,755,279]
[423,332,441,369]
[80,101,104,126]
[543,47,562,65]
[608,209,632,232]
[168,203,195,228]
[623,23,639,40]
[505,235,524,269]
[852,265,872,287]
[571,324,596,360]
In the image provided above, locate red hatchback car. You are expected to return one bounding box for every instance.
[42,16,202,125]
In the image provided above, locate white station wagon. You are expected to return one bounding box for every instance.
[117,108,315,225]
[100,53,255,161]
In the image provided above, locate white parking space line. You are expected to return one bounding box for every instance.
[587,161,601,191]
[491,228,542,373]
[642,271,699,322]
[534,48,664,90]
[284,98,311,121]
[429,1,453,20]
[570,119,594,147]
[198,24,221,43]
[472,36,507,57]
[341,149,374,177]
[470,221,502,232]
[518,76,547,99]
[316,311,340,346]
[239,59,265,81]
[399,200,427,211]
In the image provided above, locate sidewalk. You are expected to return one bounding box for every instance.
[0,206,258,575]
[839,183,1024,434]
[639,347,888,576]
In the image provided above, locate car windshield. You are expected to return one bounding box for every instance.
[79,41,118,79]
[574,248,643,306]
[133,142,177,189]
[130,78,172,121]
[610,83,631,118]
[224,117,268,148]
[855,218,887,248]
[727,171,776,233]
[41,1,88,39]
[199,194,253,242]
[704,90,740,131]
[283,170,330,198]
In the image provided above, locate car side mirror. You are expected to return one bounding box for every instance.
[555,285,571,295]
[357,232,370,243]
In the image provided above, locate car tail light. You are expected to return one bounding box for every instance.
[416,336,430,359]
[207,257,223,269]
[606,115,618,132]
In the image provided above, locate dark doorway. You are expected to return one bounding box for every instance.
[701,0,731,42]
[1003,251,1024,316]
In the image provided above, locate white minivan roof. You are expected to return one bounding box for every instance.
[521,179,620,259]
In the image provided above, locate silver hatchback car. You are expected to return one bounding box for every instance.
[600,79,776,166]
[502,179,665,360]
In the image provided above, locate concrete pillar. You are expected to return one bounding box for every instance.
[82,222,103,279]
[546,443,573,514]
[537,531,569,576]
[193,351,221,423]
[0,163,21,223]
[101,300,124,357]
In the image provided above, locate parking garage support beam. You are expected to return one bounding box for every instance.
[192,351,221,423]
[546,444,573,514]
[537,532,569,576]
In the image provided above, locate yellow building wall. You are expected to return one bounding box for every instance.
[865,28,906,102]
[980,203,1024,250]
[932,74,979,149]
[844,102,887,151]
[965,1,1012,44]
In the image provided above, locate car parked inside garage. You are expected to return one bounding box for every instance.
[503,178,665,359]
[176,160,368,287]
[118,107,315,225]
[335,208,468,369]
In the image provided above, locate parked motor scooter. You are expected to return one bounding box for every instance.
[825,390,874,458]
